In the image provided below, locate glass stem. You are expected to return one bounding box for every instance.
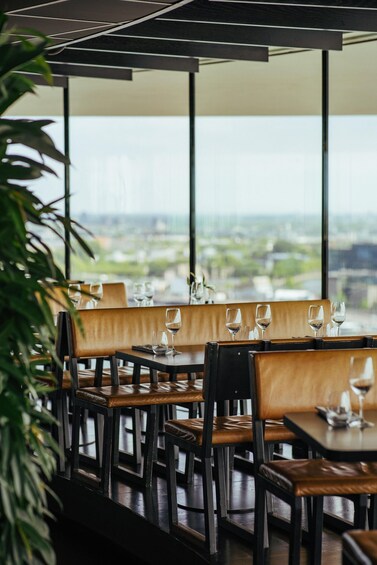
[171,333,175,353]
[231,333,235,341]
[359,395,365,421]
[336,325,340,336]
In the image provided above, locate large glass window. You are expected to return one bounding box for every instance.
[6,85,65,271]
[69,73,189,304]
[329,41,377,334]
[196,53,322,303]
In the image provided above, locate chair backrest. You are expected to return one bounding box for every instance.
[204,341,264,403]
[229,299,331,339]
[200,341,264,454]
[316,335,373,350]
[265,337,316,351]
[250,348,377,422]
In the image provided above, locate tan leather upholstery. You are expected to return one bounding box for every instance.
[69,299,331,359]
[252,348,377,420]
[165,415,296,446]
[343,530,377,564]
[230,299,331,339]
[260,459,377,497]
[75,380,203,408]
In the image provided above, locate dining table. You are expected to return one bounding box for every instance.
[284,410,377,462]
[115,344,205,382]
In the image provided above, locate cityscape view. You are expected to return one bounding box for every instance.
[26,114,377,335]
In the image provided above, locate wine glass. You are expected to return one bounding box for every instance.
[90,282,103,307]
[225,308,242,341]
[133,282,145,307]
[331,301,346,336]
[255,304,272,339]
[308,305,324,338]
[68,283,81,308]
[165,308,181,355]
[349,355,375,429]
[144,282,155,307]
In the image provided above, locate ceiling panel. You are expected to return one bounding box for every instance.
[22,0,172,24]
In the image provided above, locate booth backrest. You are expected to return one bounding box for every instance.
[68,304,229,358]
[230,299,331,339]
[67,299,331,360]
[251,348,377,421]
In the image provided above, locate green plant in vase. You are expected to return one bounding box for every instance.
[0,13,93,564]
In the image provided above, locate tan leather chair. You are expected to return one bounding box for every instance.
[165,341,299,556]
[67,310,204,492]
[343,530,377,564]
[250,349,377,565]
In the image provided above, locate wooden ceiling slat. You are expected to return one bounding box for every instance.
[73,35,269,61]
[47,62,133,80]
[48,48,199,72]
[15,71,68,87]
[115,19,343,50]
[166,1,377,33]
[208,0,377,7]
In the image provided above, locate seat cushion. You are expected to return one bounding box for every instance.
[165,415,296,446]
[260,459,377,497]
[75,380,203,408]
[343,530,377,565]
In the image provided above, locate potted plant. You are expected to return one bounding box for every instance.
[0,13,92,564]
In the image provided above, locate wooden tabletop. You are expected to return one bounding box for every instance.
[284,411,377,462]
[116,344,205,374]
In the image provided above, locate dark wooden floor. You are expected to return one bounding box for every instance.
[50,413,349,565]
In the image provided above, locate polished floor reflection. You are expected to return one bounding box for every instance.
[53,411,352,565]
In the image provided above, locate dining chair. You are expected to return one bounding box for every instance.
[250,348,377,565]
[342,530,377,564]
[165,340,301,556]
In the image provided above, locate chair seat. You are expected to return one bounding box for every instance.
[343,530,377,564]
[165,415,296,446]
[260,459,377,497]
[75,380,204,408]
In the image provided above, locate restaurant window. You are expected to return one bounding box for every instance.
[329,41,377,334]
[69,72,189,304]
[196,53,322,304]
[5,85,65,271]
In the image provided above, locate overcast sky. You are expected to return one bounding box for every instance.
[29,115,377,217]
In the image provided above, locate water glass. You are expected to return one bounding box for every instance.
[326,390,352,427]
[308,305,324,337]
[151,330,169,355]
[331,301,346,336]
[226,308,242,341]
[255,304,272,338]
[144,282,155,306]
[68,283,81,308]
[90,282,103,307]
[133,282,145,307]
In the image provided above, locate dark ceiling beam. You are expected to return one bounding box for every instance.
[48,48,199,72]
[15,71,68,88]
[47,62,133,80]
[208,0,377,7]
[73,35,269,62]
[116,20,343,50]
[167,1,377,33]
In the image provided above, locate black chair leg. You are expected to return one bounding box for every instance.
[254,478,267,565]
[369,494,377,528]
[310,496,323,565]
[100,409,113,494]
[202,456,216,555]
[166,436,178,529]
[71,402,82,475]
[289,497,302,565]
[354,494,368,529]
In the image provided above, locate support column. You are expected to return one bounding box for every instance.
[321,51,329,299]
